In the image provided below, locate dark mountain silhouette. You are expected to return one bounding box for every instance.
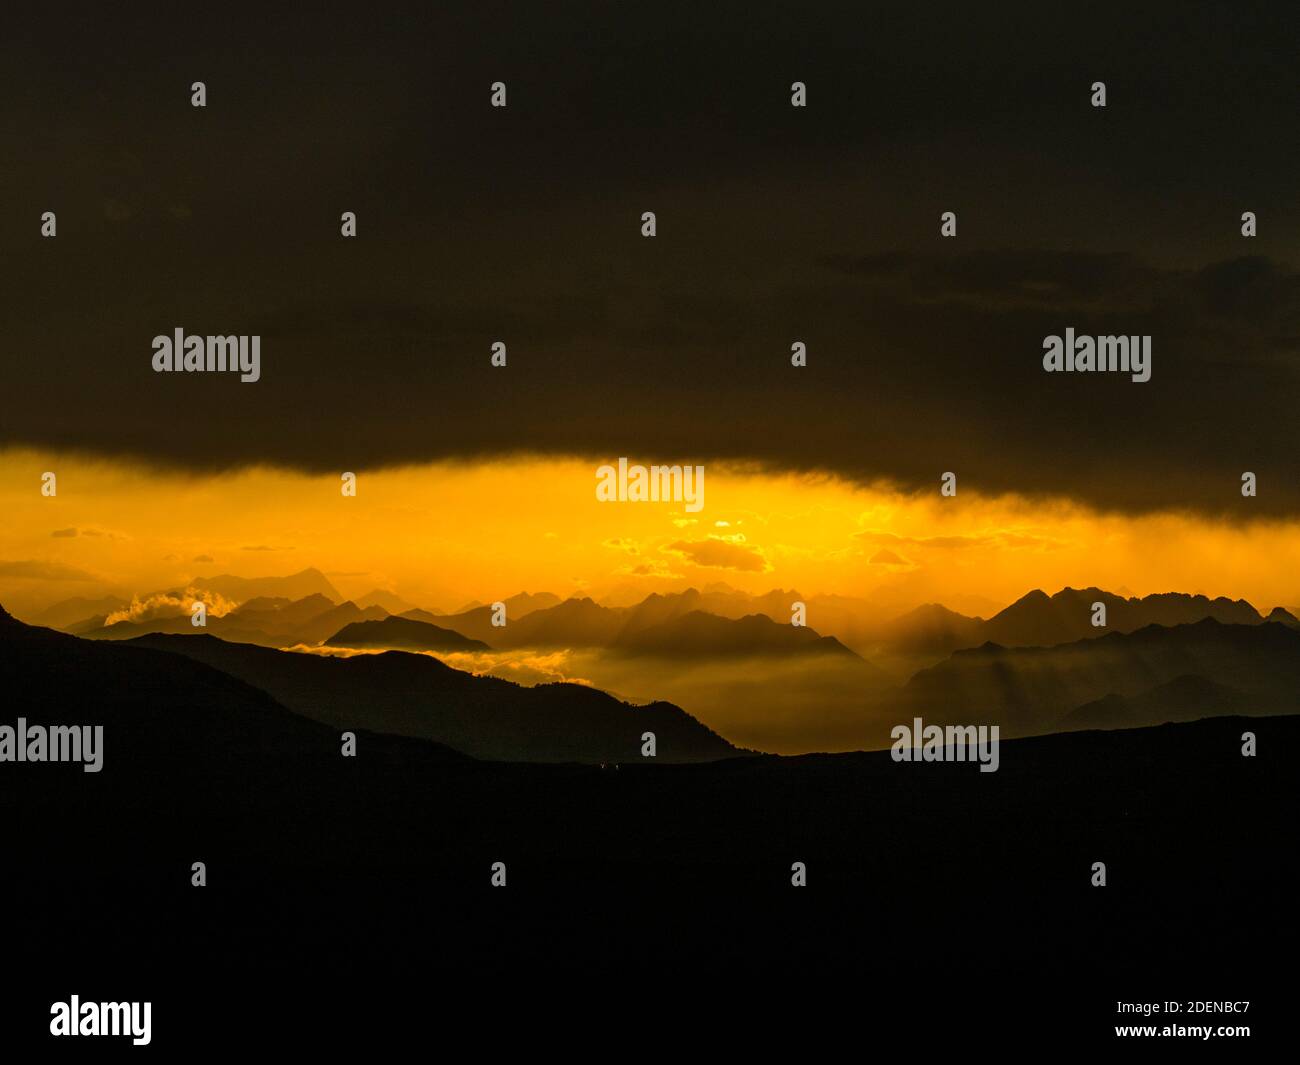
[0,603,467,774]
[266,600,389,645]
[435,594,866,663]
[1266,606,1300,628]
[981,587,1266,648]
[234,595,295,613]
[125,630,737,763]
[1062,674,1252,732]
[861,587,1286,658]
[230,592,338,629]
[3,595,1294,1045]
[904,618,1300,735]
[325,616,491,652]
[611,610,864,660]
[616,587,802,630]
[472,596,615,647]
[437,592,560,635]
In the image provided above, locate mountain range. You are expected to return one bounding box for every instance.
[17,575,1300,753]
[903,616,1300,736]
[0,603,737,764]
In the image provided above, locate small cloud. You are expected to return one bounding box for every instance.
[855,528,1060,551]
[624,560,678,579]
[192,554,214,563]
[241,545,293,552]
[0,559,96,581]
[603,537,639,554]
[51,527,78,538]
[665,537,770,573]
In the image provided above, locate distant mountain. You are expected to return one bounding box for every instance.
[434,597,610,647]
[65,613,118,635]
[612,610,864,660]
[904,619,1300,736]
[981,587,1265,649]
[83,595,387,648]
[617,587,802,629]
[501,597,617,647]
[234,595,295,613]
[277,601,389,645]
[502,592,562,618]
[433,592,563,641]
[191,568,342,604]
[355,589,417,614]
[325,616,491,652]
[876,603,986,655]
[434,594,857,662]
[25,595,129,630]
[127,631,739,763]
[399,607,446,623]
[861,587,1281,658]
[231,593,338,630]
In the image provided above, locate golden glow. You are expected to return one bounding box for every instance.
[2,446,1298,618]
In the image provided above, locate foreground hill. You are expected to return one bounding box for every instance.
[126,631,738,763]
[0,604,737,763]
[0,604,466,776]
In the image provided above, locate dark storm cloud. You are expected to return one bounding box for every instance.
[1,2,1296,514]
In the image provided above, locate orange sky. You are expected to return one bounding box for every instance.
[3,446,1299,618]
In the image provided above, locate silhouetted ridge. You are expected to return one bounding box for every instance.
[125,630,740,763]
[325,616,492,652]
